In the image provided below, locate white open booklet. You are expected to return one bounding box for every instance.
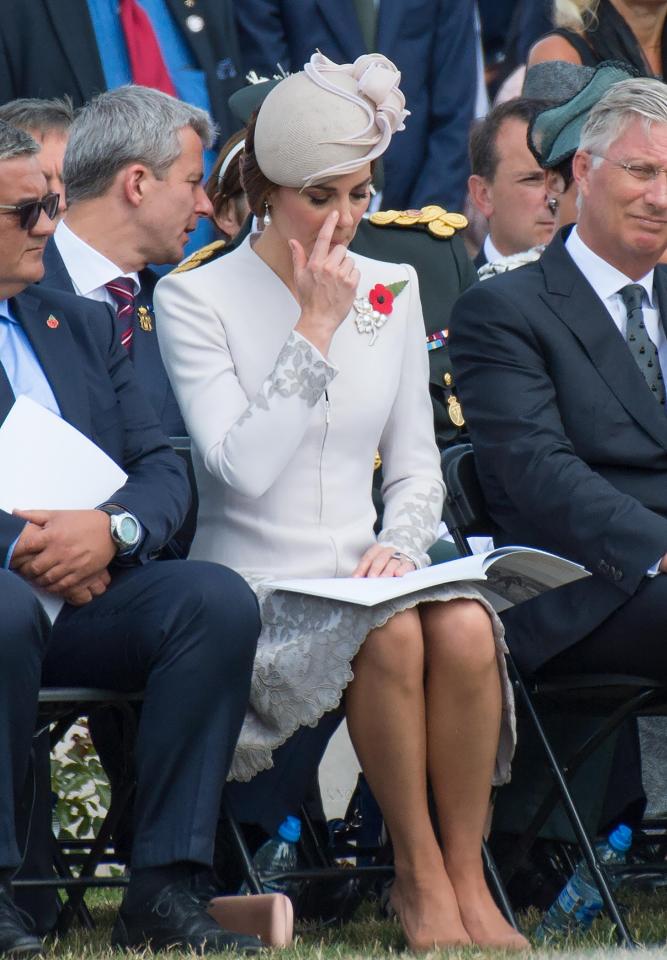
[0,396,128,622]
[268,547,589,613]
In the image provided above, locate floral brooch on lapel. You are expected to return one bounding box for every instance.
[354,280,408,345]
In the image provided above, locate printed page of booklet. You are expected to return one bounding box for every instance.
[0,396,128,622]
[268,547,589,612]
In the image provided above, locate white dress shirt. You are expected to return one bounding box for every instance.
[566,226,665,575]
[483,234,504,265]
[566,225,667,382]
[54,220,140,304]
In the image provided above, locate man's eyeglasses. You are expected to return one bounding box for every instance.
[591,154,667,182]
[0,192,60,230]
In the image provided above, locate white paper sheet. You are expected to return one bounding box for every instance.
[268,547,589,610]
[0,396,128,621]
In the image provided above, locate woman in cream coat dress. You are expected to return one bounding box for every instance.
[156,53,525,952]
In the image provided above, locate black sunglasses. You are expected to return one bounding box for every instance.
[0,192,60,230]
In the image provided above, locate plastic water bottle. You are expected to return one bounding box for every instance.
[240,816,301,896]
[535,824,632,941]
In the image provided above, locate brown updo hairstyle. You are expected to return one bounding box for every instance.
[206,129,249,226]
[240,109,279,217]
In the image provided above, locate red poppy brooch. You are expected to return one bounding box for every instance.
[353,280,408,345]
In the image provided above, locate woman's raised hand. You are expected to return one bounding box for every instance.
[292,211,360,355]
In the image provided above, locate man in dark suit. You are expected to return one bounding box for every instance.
[450,76,667,684]
[234,0,478,212]
[0,120,261,955]
[0,0,242,145]
[467,98,556,271]
[40,84,214,438]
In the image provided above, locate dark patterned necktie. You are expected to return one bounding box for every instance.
[619,283,665,406]
[105,277,137,354]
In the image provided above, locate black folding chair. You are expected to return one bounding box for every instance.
[14,688,142,934]
[441,442,667,948]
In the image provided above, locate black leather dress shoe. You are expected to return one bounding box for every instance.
[111,880,262,954]
[0,889,42,957]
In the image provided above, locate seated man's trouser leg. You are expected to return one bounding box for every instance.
[0,570,48,871]
[494,575,667,843]
[542,574,667,679]
[44,559,259,869]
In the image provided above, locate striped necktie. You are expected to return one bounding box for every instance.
[105,277,137,354]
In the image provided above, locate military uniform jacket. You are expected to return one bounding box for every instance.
[154,235,444,579]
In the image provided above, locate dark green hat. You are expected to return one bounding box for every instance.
[229,78,281,124]
[528,60,636,169]
[522,60,595,103]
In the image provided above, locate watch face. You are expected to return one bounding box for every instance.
[118,515,139,545]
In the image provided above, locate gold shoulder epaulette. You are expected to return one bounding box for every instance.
[369,205,468,239]
[172,238,227,274]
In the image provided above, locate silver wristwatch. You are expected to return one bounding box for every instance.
[98,508,141,552]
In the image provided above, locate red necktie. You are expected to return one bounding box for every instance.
[105,277,137,354]
[119,0,177,97]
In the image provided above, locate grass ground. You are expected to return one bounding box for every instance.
[40,886,667,959]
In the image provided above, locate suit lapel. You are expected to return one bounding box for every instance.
[0,362,14,424]
[41,239,76,294]
[164,0,215,73]
[654,265,667,341]
[376,0,402,55]
[43,0,106,100]
[540,233,667,450]
[316,0,366,58]
[11,291,92,437]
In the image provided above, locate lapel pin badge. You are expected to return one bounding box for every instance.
[137,306,153,332]
[46,314,59,329]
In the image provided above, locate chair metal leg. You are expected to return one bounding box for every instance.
[503,687,659,887]
[55,778,135,935]
[220,795,264,894]
[507,658,636,948]
[482,840,519,929]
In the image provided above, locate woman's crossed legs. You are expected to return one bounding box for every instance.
[346,599,527,951]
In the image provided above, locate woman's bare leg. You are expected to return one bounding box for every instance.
[420,599,528,949]
[345,608,470,950]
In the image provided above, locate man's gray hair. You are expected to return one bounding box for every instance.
[579,77,667,158]
[64,85,216,204]
[0,119,40,162]
[0,97,75,138]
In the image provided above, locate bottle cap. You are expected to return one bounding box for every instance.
[609,823,632,852]
[278,816,301,842]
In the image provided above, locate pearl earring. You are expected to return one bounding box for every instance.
[263,201,272,227]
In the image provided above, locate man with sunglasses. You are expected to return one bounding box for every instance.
[451,78,667,697]
[0,119,262,955]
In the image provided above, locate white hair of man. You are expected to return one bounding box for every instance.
[0,119,39,162]
[579,77,667,166]
[64,85,216,204]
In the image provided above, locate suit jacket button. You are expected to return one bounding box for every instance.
[186,14,205,31]
[614,569,623,581]
[598,560,609,574]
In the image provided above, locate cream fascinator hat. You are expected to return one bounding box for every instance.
[253,51,409,189]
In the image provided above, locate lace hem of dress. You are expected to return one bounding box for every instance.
[227,581,515,787]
